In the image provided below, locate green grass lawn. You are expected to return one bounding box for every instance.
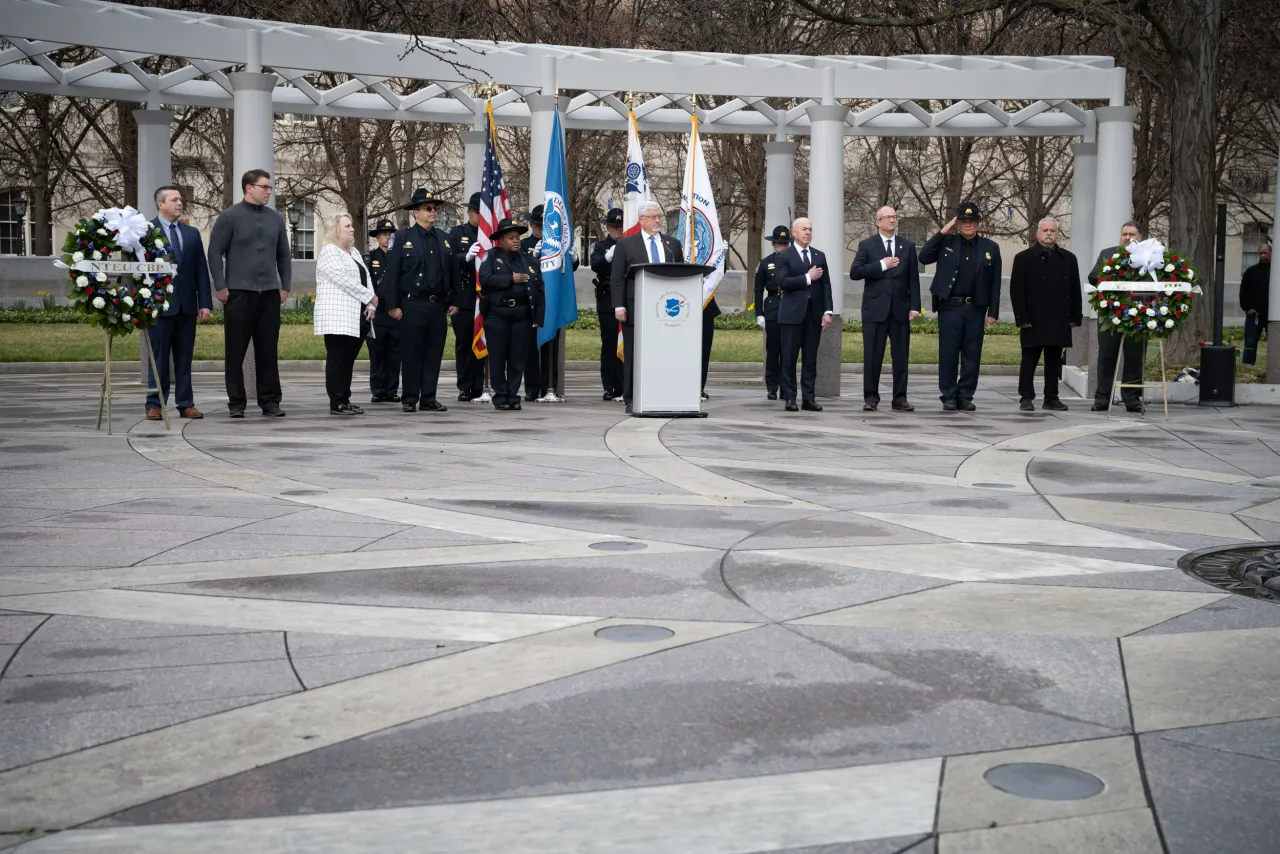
[0,323,1265,374]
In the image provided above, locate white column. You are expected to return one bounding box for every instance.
[134,109,173,385]
[1069,140,1099,391]
[763,139,797,255]
[461,128,486,197]
[526,56,557,216]
[1091,106,1137,265]
[1267,113,1280,383]
[229,72,278,209]
[806,68,849,399]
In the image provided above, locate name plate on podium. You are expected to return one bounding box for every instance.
[632,262,714,417]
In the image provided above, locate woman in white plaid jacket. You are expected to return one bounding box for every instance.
[315,212,377,414]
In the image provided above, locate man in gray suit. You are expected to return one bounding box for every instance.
[850,206,921,411]
[1089,221,1145,412]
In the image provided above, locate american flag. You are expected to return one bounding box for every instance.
[472,103,511,359]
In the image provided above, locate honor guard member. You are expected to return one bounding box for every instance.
[753,225,792,400]
[590,208,626,400]
[480,217,545,410]
[450,192,486,401]
[521,204,578,400]
[919,202,1002,411]
[380,188,460,412]
[366,218,401,402]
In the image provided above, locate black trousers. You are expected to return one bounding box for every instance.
[451,308,486,396]
[541,334,561,396]
[596,292,623,396]
[484,306,533,406]
[937,304,987,403]
[863,317,911,405]
[399,298,449,407]
[524,329,543,398]
[1095,325,1145,405]
[622,321,635,404]
[780,302,821,403]
[223,289,281,411]
[763,316,781,394]
[367,321,401,397]
[324,333,365,408]
[145,310,197,410]
[1019,345,1063,402]
[701,309,715,391]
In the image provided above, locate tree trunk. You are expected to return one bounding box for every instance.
[31,96,53,256]
[1164,1,1224,362]
[117,101,138,210]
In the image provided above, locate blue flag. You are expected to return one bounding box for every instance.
[538,106,578,346]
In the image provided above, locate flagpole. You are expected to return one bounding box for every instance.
[687,98,698,264]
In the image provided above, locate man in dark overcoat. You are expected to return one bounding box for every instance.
[1010,218,1081,411]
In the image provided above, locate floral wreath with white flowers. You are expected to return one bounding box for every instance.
[1087,238,1202,341]
[58,206,175,337]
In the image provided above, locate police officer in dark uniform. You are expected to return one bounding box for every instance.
[480,217,545,411]
[521,204,578,401]
[590,208,625,400]
[380,188,460,413]
[918,202,1003,411]
[365,218,401,402]
[449,192,486,401]
[753,225,792,400]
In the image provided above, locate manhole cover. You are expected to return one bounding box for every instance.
[745,499,793,506]
[972,482,1015,489]
[595,625,674,643]
[1179,542,1280,603]
[984,763,1104,801]
[281,490,327,496]
[589,541,648,552]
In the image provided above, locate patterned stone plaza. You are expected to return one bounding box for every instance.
[1,369,1279,853]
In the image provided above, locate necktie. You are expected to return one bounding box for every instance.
[801,248,810,267]
[168,222,183,265]
[885,238,893,257]
[648,235,660,263]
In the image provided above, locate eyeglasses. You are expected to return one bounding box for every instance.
[418,205,437,212]
[640,213,663,220]
[254,183,272,191]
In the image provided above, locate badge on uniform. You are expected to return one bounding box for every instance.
[767,263,775,269]
[985,252,992,260]
[404,242,413,248]
[444,241,451,249]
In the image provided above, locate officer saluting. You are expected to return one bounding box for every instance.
[590,208,625,401]
[366,218,401,403]
[753,225,792,400]
[380,187,460,413]
[449,192,486,402]
[919,202,1003,412]
[480,217,545,411]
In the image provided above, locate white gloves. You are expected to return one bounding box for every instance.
[604,245,615,263]
[465,242,481,262]
[533,240,543,256]
[756,315,766,329]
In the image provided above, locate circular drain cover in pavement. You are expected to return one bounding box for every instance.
[745,499,793,506]
[595,625,674,643]
[984,763,1104,801]
[281,490,327,496]
[972,482,1015,489]
[1179,542,1280,604]
[590,541,648,552]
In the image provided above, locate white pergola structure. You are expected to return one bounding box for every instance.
[1,0,1139,396]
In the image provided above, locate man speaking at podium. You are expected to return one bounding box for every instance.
[610,199,685,414]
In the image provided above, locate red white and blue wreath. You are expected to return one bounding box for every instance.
[1087,238,1202,340]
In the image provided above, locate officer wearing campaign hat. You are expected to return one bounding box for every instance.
[380,188,460,412]
[449,191,486,401]
[589,208,626,400]
[480,217,544,410]
[752,225,793,400]
[918,201,1003,411]
[366,218,401,402]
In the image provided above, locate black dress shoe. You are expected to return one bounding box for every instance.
[863,402,878,412]
[785,401,799,412]
[603,392,615,401]
[422,400,448,412]
[1019,398,1035,412]
[229,408,244,419]
[801,400,823,412]
[330,403,364,415]
[891,402,915,412]
[370,394,386,403]
[959,400,977,412]
[700,391,710,401]
[1126,402,1143,413]
[458,392,473,402]
[767,391,778,401]
[402,403,417,412]
[1043,399,1069,411]
[942,400,958,411]
[625,403,633,414]
[1091,402,1109,411]
[387,393,401,402]
[494,402,511,411]
[525,393,538,402]
[511,401,522,411]
[262,405,286,417]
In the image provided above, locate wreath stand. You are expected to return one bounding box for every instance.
[96,326,169,435]
[1108,336,1169,421]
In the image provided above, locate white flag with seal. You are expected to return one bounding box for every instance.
[678,114,726,308]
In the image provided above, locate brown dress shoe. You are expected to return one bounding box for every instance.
[891,402,915,412]
[145,407,163,421]
[180,407,204,419]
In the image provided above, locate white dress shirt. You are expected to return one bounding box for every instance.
[643,230,669,263]
[879,234,896,271]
